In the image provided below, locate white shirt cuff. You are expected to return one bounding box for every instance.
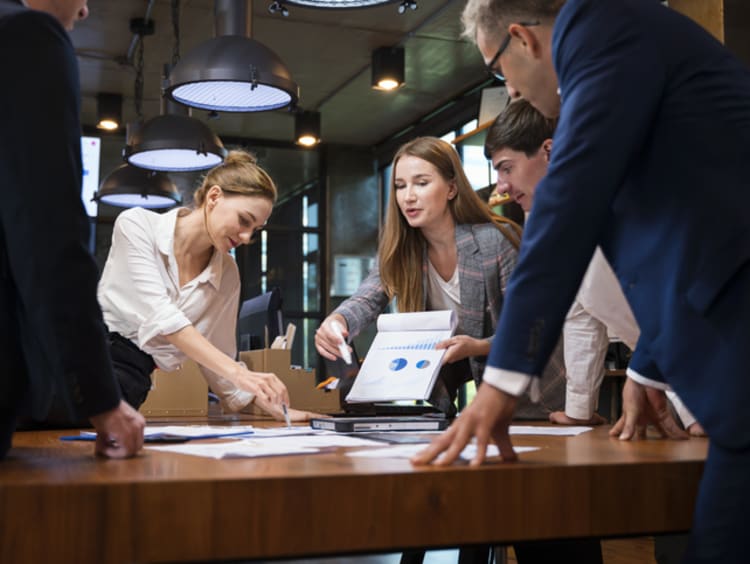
[565,388,597,420]
[626,367,671,391]
[665,390,697,429]
[482,366,533,397]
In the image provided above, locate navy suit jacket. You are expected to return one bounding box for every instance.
[487,0,750,448]
[0,0,120,421]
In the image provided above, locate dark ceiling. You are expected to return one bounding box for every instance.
[71,0,490,148]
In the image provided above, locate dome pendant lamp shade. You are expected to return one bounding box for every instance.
[124,114,227,172]
[165,36,298,112]
[165,0,298,113]
[280,0,400,8]
[94,164,181,209]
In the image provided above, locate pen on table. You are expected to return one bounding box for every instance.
[282,402,291,429]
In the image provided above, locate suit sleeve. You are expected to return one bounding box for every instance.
[486,0,666,377]
[0,12,120,419]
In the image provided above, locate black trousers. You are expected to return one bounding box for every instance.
[0,407,16,459]
[107,332,155,411]
[27,333,154,428]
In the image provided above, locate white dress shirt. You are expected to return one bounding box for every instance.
[98,207,254,411]
[485,248,696,427]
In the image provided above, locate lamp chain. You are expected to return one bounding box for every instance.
[134,38,144,121]
[171,0,181,66]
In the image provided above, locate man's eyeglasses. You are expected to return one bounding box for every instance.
[486,21,540,82]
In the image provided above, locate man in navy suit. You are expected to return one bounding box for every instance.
[414,0,750,561]
[0,0,144,458]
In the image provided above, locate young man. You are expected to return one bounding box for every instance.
[485,98,703,435]
[0,0,144,459]
[415,1,750,561]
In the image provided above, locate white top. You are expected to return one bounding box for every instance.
[484,248,696,427]
[426,259,460,315]
[98,207,254,411]
[562,248,638,419]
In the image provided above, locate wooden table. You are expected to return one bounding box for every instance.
[0,423,707,564]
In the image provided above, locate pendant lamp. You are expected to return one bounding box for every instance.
[124,65,227,172]
[94,164,181,209]
[295,110,321,147]
[372,46,405,91]
[268,0,412,11]
[96,93,122,131]
[164,0,298,112]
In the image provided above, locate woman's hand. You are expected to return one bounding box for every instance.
[259,404,326,423]
[435,335,490,364]
[235,368,290,410]
[315,314,351,361]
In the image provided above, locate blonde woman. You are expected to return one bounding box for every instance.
[99,150,311,421]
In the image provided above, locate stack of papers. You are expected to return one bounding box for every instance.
[148,434,383,459]
[60,423,594,463]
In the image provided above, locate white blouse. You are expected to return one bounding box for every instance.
[426,259,461,315]
[98,207,253,411]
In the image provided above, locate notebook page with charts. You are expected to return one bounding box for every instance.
[345,310,456,403]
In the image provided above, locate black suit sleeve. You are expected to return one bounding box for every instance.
[0,10,120,420]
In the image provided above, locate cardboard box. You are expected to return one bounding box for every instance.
[240,349,340,414]
[139,360,208,417]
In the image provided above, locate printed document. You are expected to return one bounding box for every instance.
[346,310,457,402]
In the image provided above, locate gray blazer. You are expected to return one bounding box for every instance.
[335,223,565,419]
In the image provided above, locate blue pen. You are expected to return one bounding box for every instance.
[282,403,292,429]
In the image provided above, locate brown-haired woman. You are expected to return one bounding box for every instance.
[315,136,565,419]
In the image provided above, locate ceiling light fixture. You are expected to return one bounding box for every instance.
[165,0,298,112]
[372,46,405,91]
[124,114,226,172]
[267,0,412,13]
[124,65,227,172]
[295,110,321,147]
[96,93,122,131]
[94,164,181,209]
[396,0,417,13]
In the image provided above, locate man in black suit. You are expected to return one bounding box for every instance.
[0,0,144,459]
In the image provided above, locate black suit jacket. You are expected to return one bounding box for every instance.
[0,0,120,421]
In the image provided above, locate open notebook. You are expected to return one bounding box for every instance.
[346,310,457,403]
[312,311,457,431]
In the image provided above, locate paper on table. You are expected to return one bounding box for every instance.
[147,433,385,459]
[79,425,257,440]
[347,310,457,403]
[148,441,316,459]
[347,443,540,460]
[509,425,593,436]
[250,426,329,438]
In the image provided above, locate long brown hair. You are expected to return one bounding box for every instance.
[379,136,521,312]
